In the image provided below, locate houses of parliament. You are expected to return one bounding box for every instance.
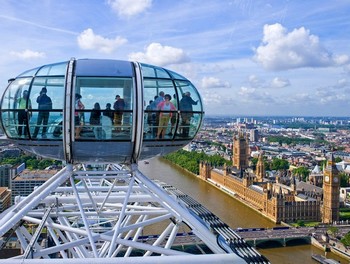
[199,132,340,224]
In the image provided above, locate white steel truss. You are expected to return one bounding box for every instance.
[0,163,255,263]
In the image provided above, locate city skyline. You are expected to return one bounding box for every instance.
[0,1,350,117]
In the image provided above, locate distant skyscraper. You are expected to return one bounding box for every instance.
[249,129,259,142]
[0,164,15,188]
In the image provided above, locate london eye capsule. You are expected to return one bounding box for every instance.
[0,59,204,163]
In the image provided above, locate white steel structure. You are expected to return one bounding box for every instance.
[0,163,269,263]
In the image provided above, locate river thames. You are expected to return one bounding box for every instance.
[138,157,347,263]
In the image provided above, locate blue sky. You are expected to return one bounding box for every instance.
[1,0,350,117]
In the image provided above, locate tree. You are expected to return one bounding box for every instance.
[270,158,289,171]
[327,226,339,237]
[340,172,350,187]
[293,166,310,181]
[164,149,231,175]
[335,157,342,163]
[296,220,305,227]
[341,232,350,247]
[251,157,258,167]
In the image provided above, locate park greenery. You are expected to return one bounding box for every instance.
[165,149,293,175]
[340,208,350,221]
[341,232,350,247]
[164,149,231,175]
[0,154,60,170]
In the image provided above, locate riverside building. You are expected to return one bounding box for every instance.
[199,132,339,224]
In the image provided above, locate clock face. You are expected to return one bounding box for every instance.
[325,176,330,182]
[333,177,338,183]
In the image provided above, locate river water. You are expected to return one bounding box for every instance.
[138,157,347,263]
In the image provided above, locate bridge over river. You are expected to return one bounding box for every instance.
[237,226,350,248]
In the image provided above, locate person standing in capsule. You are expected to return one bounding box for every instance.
[17,90,32,137]
[157,94,176,139]
[113,95,125,132]
[32,87,52,139]
[75,93,85,138]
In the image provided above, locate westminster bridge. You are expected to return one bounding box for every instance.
[236,225,350,248]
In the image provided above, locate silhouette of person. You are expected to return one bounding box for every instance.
[153,91,165,105]
[179,91,198,137]
[75,93,85,138]
[169,93,178,135]
[90,102,102,139]
[145,100,153,133]
[103,103,114,123]
[113,95,125,131]
[32,87,52,139]
[157,94,176,139]
[17,90,32,137]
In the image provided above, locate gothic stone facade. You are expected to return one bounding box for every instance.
[199,162,321,224]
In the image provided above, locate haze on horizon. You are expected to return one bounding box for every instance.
[0,0,349,117]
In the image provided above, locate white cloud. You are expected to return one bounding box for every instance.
[201,92,237,110]
[77,28,127,54]
[319,93,348,104]
[336,78,348,88]
[238,86,256,96]
[334,54,350,65]
[128,42,190,66]
[10,49,45,59]
[108,0,152,18]
[248,75,261,88]
[201,76,230,89]
[286,93,313,104]
[270,77,290,88]
[202,92,222,104]
[254,23,350,71]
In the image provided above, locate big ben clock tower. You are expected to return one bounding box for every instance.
[322,153,340,224]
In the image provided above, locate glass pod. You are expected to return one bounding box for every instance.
[0,59,204,164]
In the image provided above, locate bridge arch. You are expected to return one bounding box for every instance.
[253,236,311,248]
[254,239,284,248]
[285,237,310,246]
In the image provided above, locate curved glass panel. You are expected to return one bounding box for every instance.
[166,69,187,80]
[74,77,133,141]
[17,68,39,77]
[143,79,178,140]
[174,113,203,139]
[28,77,65,139]
[1,78,32,138]
[176,81,202,112]
[36,62,68,76]
[140,64,171,78]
